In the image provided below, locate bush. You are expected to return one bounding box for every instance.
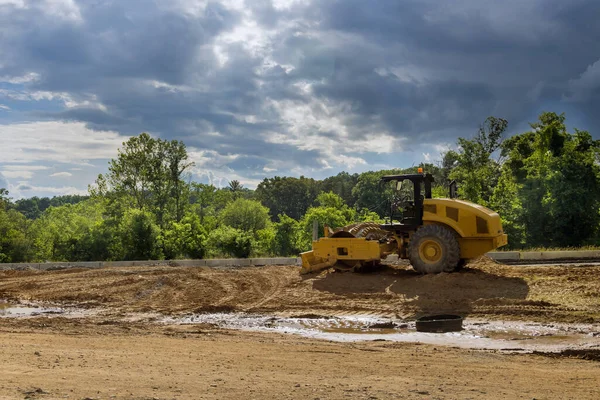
[0,208,30,262]
[273,214,302,256]
[221,198,270,233]
[297,193,356,251]
[28,200,105,262]
[252,227,276,257]
[161,214,208,259]
[207,226,253,258]
[119,209,163,260]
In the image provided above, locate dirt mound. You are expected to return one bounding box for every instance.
[1,260,600,322]
[0,265,297,314]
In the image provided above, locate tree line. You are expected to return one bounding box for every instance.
[1,111,600,263]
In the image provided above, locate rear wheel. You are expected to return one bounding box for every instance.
[409,224,460,274]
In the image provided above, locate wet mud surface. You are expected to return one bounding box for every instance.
[1,301,64,317]
[2,259,600,399]
[0,299,95,319]
[2,258,600,354]
[1,257,600,322]
[2,302,600,355]
[162,312,600,353]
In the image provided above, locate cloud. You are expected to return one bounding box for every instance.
[0,121,127,165]
[566,58,600,102]
[15,183,87,196]
[2,165,50,171]
[50,172,73,177]
[1,0,600,197]
[1,165,49,179]
[0,121,126,197]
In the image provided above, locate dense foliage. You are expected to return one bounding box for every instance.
[2,112,600,263]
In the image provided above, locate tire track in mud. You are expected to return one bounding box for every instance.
[238,269,295,312]
[1,260,600,323]
[190,267,296,312]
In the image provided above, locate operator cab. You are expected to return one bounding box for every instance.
[380,170,434,232]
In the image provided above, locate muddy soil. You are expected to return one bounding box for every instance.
[1,257,599,322]
[1,258,600,399]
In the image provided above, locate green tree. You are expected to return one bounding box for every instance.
[255,176,321,220]
[97,133,158,210]
[166,140,194,222]
[499,112,600,247]
[118,208,163,260]
[221,198,271,234]
[161,213,207,259]
[444,116,508,206]
[252,227,276,257]
[13,197,43,219]
[206,226,253,258]
[320,172,359,206]
[189,183,233,228]
[14,195,89,220]
[0,207,30,262]
[92,132,194,228]
[0,188,10,211]
[228,180,244,200]
[298,192,356,250]
[316,191,345,209]
[272,214,302,256]
[83,219,122,261]
[29,200,105,261]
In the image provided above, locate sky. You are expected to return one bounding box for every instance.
[1,0,600,199]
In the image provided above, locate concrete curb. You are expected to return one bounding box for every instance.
[2,251,600,271]
[487,250,600,262]
[487,251,520,261]
[0,257,301,271]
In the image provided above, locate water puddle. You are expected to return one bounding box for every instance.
[0,300,91,318]
[163,312,600,353]
[0,301,64,316]
[2,298,599,355]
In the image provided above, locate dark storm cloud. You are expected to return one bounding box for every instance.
[2,0,600,186]
[1,1,239,87]
[304,0,600,138]
[310,62,496,142]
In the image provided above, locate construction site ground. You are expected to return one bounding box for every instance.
[1,257,599,399]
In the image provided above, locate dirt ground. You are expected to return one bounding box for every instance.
[1,323,599,400]
[1,257,599,322]
[1,257,600,399]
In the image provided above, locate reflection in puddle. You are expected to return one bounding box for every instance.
[164,312,600,353]
[0,300,93,318]
[0,301,64,316]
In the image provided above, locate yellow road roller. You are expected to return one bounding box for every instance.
[300,169,508,274]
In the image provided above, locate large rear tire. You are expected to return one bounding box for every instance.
[409,224,460,274]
